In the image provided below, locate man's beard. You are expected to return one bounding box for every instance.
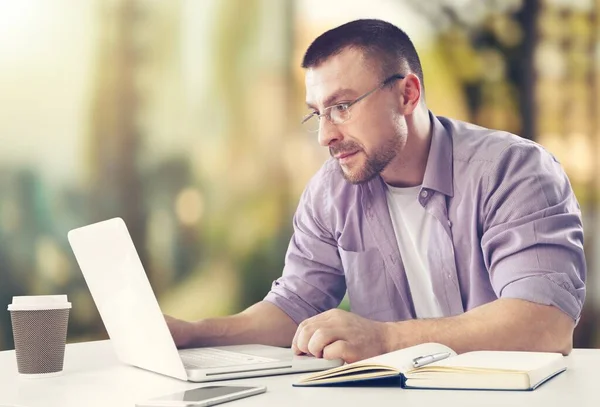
[330,134,401,184]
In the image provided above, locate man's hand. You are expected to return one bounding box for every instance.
[291,309,390,363]
[164,314,196,348]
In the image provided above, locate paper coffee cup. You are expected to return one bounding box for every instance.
[8,295,71,378]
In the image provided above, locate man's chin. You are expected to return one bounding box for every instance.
[340,165,377,185]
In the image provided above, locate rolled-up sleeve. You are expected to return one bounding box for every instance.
[264,168,346,324]
[480,142,586,322]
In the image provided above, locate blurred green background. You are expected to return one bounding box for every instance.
[1,0,599,350]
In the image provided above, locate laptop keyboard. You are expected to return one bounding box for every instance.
[179,348,279,369]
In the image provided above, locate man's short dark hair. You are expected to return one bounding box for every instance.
[302,19,425,93]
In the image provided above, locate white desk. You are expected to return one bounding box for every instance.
[0,340,597,407]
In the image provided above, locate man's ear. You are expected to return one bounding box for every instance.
[399,73,422,114]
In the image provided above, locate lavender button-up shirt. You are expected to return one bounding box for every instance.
[264,113,586,324]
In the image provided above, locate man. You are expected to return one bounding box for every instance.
[166,19,586,363]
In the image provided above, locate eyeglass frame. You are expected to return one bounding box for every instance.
[301,73,406,132]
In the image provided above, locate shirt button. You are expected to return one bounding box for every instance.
[420,190,429,198]
[447,220,452,228]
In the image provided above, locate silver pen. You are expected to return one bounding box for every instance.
[412,352,451,368]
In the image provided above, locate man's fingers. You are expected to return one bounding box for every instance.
[295,323,316,355]
[293,320,319,356]
[307,328,339,358]
[292,310,348,355]
[322,340,356,363]
[291,319,308,354]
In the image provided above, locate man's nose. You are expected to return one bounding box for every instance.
[317,119,342,147]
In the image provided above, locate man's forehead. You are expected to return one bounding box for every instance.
[304,48,374,106]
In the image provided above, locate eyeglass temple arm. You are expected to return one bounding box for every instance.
[383,73,406,85]
[348,74,406,107]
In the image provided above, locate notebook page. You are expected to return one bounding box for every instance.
[419,351,563,372]
[297,342,457,384]
[359,342,456,372]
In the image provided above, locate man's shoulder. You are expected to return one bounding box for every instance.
[439,116,553,167]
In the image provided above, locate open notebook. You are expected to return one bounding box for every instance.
[293,343,567,391]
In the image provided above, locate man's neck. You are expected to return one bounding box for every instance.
[381,108,432,188]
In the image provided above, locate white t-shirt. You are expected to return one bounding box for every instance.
[386,184,444,319]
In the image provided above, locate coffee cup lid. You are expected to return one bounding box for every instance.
[7,295,72,311]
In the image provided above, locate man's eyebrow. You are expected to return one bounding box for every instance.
[306,88,357,111]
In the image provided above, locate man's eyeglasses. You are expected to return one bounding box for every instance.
[301,74,405,133]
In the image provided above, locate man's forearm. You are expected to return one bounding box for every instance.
[384,299,575,355]
[189,301,297,347]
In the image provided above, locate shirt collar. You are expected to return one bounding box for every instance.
[422,112,454,197]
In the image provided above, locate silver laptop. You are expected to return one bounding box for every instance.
[67,217,343,382]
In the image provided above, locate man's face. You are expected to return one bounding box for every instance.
[304,48,407,184]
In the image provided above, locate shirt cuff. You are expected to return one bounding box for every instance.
[499,274,584,322]
[264,286,319,325]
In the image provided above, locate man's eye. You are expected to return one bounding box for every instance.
[333,104,349,112]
